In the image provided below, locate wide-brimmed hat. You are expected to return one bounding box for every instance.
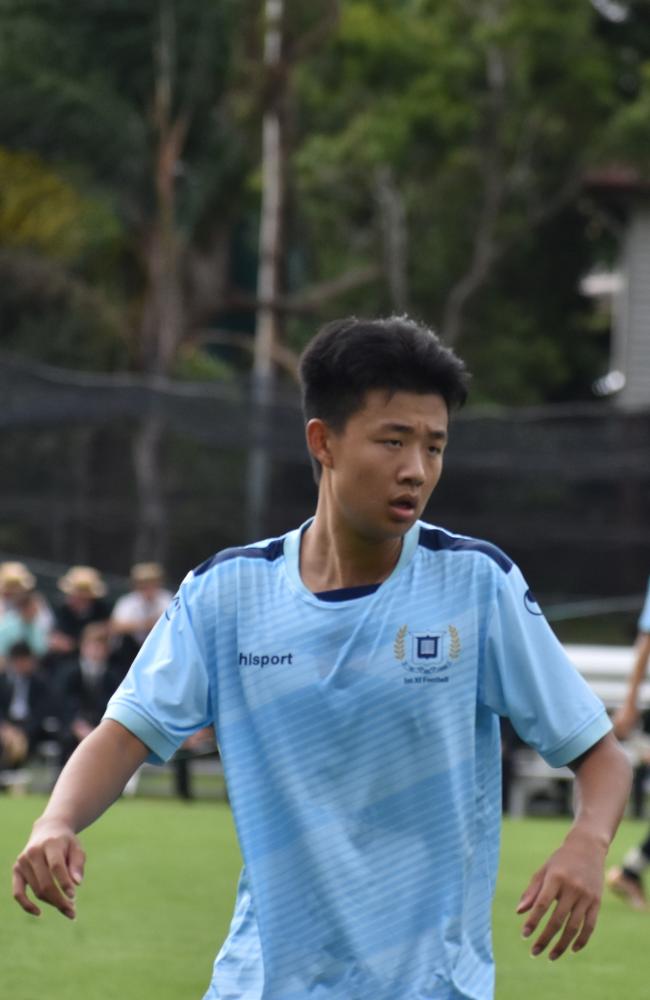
[0,561,36,593]
[58,565,107,598]
[130,562,164,585]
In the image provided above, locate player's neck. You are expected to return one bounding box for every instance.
[300,506,402,593]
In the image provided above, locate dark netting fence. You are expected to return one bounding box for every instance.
[1,352,649,628]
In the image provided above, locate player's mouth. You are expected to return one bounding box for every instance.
[388,494,419,521]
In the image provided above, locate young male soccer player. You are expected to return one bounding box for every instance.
[14,317,631,1000]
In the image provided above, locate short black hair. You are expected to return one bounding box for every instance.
[299,316,469,479]
[300,316,469,427]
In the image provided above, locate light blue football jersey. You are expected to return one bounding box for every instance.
[639,578,650,633]
[104,521,611,1000]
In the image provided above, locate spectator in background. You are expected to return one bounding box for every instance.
[109,561,211,799]
[48,566,111,659]
[606,575,650,910]
[109,562,172,669]
[0,641,51,768]
[0,566,51,659]
[0,560,53,631]
[56,623,122,768]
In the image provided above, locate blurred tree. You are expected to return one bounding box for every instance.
[0,0,260,559]
[1,0,650,566]
[0,148,118,260]
[1,0,649,574]
[289,0,649,401]
[595,0,650,171]
[4,0,646,402]
[0,146,126,367]
[246,0,341,538]
[0,0,254,375]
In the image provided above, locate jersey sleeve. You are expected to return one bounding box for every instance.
[103,578,212,764]
[479,563,611,767]
[639,578,650,634]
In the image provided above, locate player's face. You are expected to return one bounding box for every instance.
[324,389,448,542]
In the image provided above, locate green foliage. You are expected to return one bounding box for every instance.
[604,61,650,170]
[0,144,126,369]
[290,0,648,402]
[0,148,121,260]
[0,1,242,205]
[0,0,253,374]
[173,344,235,382]
[1,1,649,398]
[461,209,610,404]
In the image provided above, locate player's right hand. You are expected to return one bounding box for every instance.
[12,818,85,920]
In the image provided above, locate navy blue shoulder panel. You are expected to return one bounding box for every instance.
[193,537,285,576]
[418,525,512,573]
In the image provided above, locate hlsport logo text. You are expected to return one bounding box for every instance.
[239,651,294,668]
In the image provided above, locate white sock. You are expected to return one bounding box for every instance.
[622,846,647,877]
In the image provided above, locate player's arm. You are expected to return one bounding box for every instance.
[12,719,148,921]
[613,631,650,739]
[517,731,631,960]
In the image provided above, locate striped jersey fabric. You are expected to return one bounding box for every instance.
[104,520,611,1000]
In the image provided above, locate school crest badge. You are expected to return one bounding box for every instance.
[394,624,461,682]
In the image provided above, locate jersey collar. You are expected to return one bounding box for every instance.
[283,518,421,607]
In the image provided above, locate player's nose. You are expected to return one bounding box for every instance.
[399,447,426,487]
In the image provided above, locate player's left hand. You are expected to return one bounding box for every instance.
[516,828,607,960]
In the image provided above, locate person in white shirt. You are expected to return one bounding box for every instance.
[110,563,172,650]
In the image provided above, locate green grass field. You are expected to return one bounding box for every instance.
[1,796,648,1000]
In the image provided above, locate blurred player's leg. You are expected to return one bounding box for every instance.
[606,837,650,910]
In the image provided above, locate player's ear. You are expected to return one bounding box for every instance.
[305,418,335,471]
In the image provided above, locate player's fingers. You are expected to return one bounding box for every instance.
[43,842,78,903]
[521,874,561,938]
[20,848,75,918]
[547,901,590,960]
[530,905,571,955]
[68,841,86,886]
[516,867,545,914]
[530,891,579,956]
[12,863,42,917]
[571,899,601,954]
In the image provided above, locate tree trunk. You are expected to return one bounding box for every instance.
[132,0,186,563]
[140,219,184,376]
[375,165,409,313]
[441,3,506,346]
[246,0,287,541]
[132,409,168,565]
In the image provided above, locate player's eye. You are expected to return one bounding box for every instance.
[381,439,402,448]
